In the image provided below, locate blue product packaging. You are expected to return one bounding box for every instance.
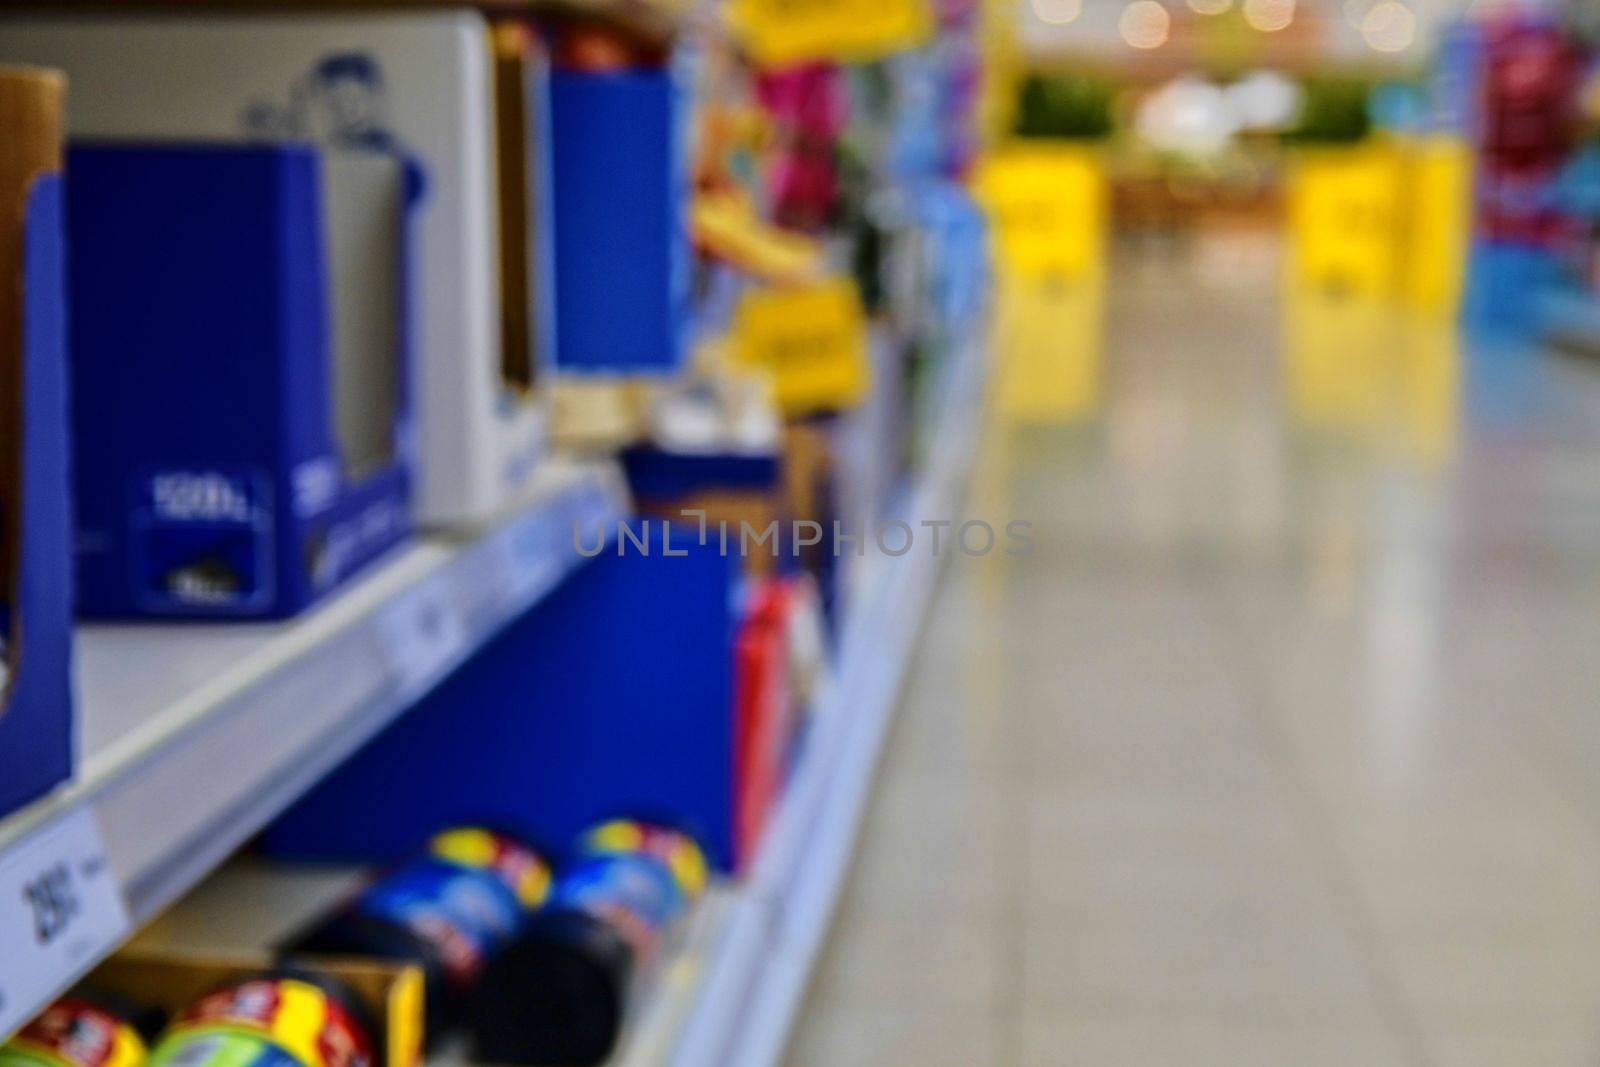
[288,828,550,1038]
[66,142,423,618]
[0,68,72,818]
[544,67,690,372]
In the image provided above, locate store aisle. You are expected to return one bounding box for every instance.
[784,239,1600,1067]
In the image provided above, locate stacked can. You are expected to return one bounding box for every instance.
[144,971,375,1067]
[470,819,707,1066]
[0,995,155,1067]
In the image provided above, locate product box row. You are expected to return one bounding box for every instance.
[0,9,688,823]
[0,9,688,617]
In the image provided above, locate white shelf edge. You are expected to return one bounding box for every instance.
[0,456,631,1041]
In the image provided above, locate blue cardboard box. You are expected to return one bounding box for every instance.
[67,142,422,618]
[544,67,690,373]
[263,542,740,872]
[0,168,72,818]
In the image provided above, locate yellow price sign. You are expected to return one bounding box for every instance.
[733,277,870,415]
[728,0,931,68]
[973,145,1106,282]
[1286,145,1403,298]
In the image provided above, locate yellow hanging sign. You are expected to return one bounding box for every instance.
[728,0,932,69]
[732,276,870,415]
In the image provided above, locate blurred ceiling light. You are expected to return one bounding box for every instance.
[1120,0,1172,48]
[1030,0,1084,24]
[1243,0,1294,31]
[1361,0,1415,51]
[1187,0,1233,15]
[1137,76,1237,153]
[1226,69,1301,128]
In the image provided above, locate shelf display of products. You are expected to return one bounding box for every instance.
[0,0,989,1060]
[0,13,550,529]
[287,828,551,1038]
[1443,6,1600,337]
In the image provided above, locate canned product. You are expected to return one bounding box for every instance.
[470,819,707,1066]
[0,994,153,1067]
[145,970,374,1067]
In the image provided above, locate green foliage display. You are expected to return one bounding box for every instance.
[1013,72,1115,140]
[1283,78,1373,145]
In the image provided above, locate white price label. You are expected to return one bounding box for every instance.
[0,807,129,1037]
[494,512,565,604]
[377,575,467,698]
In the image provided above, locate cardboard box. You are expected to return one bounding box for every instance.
[89,949,425,1067]
[0,65,71,816]
[66,142,418,617]
[546,66,690,372]
[0,13,551,527]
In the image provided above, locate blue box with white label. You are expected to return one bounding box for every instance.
[544,67,690,372]
[68,142,422,618]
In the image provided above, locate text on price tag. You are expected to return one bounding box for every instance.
[377,575,468,698]
[0,807,130,1038]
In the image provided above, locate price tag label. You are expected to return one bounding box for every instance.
[377,575,468,699]
[0,807,129,1037]
[493,511,566,605]
[733,276,871,417]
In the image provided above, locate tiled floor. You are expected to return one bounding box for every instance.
[783,237,1600,1066]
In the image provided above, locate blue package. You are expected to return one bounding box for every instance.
[0,174,72,818]
[66,142,423,618]
[544,68,690,372]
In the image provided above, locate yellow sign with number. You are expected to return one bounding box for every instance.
[733,277,870,415]
[728,0,931,68]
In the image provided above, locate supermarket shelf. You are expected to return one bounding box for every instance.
[0,334,983,1058]
[0,457,629,1036]
[667,334,990,1067]
[132,857,731,1067]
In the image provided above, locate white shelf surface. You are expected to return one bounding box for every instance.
[0,457,630,1036]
